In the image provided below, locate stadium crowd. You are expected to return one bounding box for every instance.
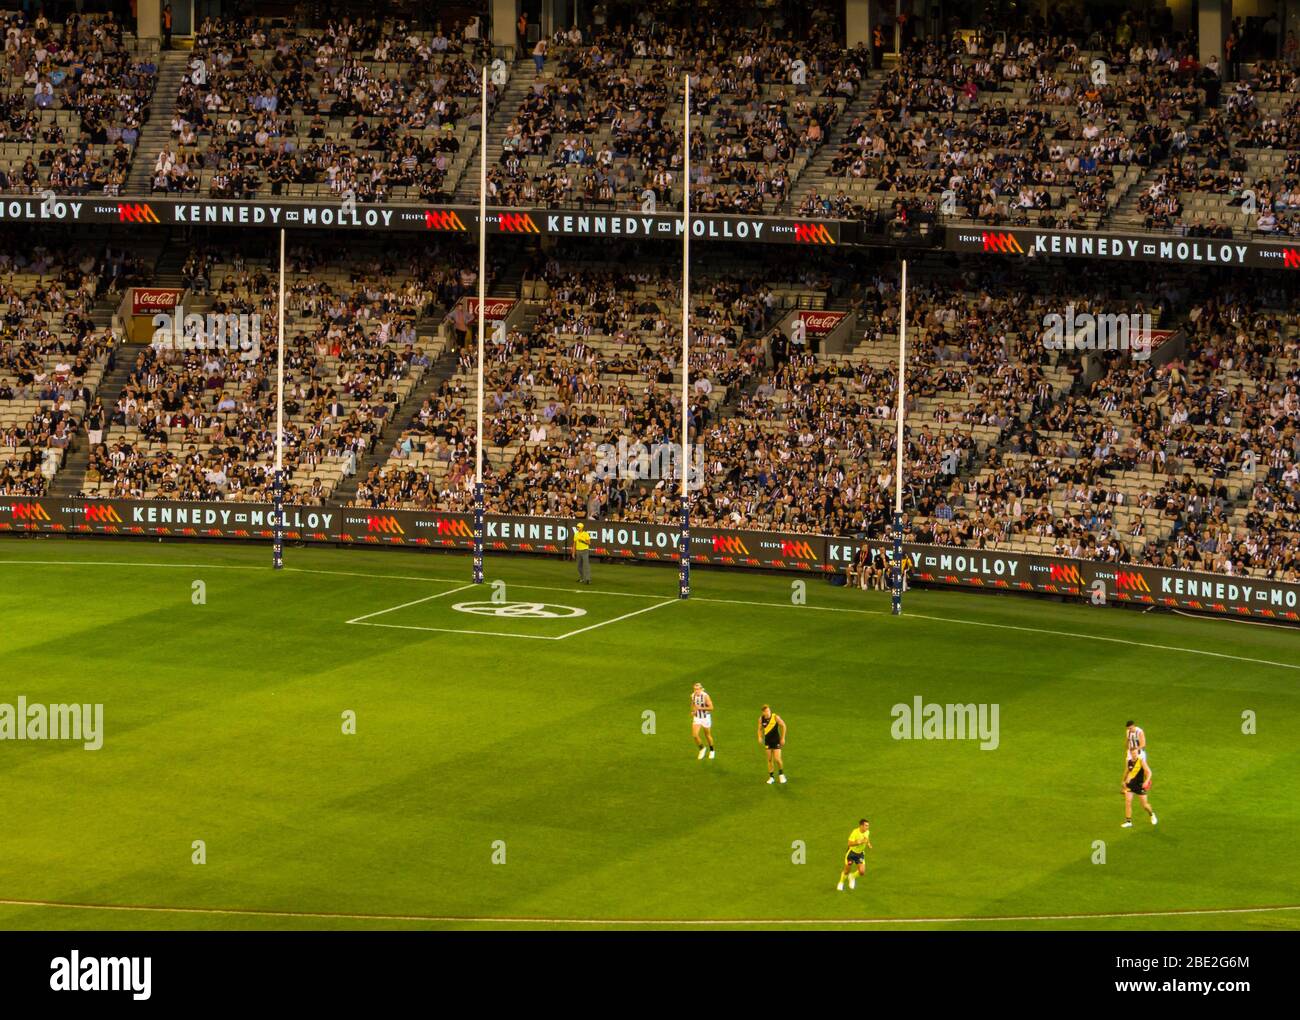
[156,15,493,201]
[0,9,157,197]
[78,239,476,503]
[0,233,140,494]
[0,6,1298,584]
[488,4,862,212]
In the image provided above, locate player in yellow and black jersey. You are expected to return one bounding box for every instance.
[757,705,787,785]
[1121,752,1157,828]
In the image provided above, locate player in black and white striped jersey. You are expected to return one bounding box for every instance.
[691,683,714,761]
[1125,720,1148,764]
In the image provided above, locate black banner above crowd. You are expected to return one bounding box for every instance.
[11,192,1300,268]
[0,194,844,246]
[2,496,1297,624]
[946,225,1300,271]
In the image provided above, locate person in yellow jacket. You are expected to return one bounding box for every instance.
[574,521,592,584]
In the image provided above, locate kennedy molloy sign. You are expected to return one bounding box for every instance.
[2,497,1296,624]
[948,226,1300,271]
[0,195,843,246]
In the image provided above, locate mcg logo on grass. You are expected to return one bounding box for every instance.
[890,696,999,750]
[0,697,103,750]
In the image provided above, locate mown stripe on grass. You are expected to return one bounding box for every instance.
[2,557,1295,669]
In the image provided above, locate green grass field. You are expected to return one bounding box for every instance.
[1,538,1297,931]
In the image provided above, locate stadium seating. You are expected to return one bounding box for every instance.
[0,237,130,494]
[77,241,461,503]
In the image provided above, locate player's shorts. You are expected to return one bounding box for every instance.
[845,851,865,866]
[764,734,782,750]
[1126,775,1146,795]
[693,713,712,729]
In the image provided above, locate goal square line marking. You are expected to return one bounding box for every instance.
[348,620,561,640]
[343,586,678,640]
[553,597,677,640]
[344,583,478,625]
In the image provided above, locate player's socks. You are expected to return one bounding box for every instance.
[848,876,856,890]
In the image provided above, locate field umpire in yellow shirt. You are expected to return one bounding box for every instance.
[574,521,592,584]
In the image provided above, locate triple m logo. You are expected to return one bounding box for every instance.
[424,209,468,231]
[83,504,123,523]
[793,222,835,244]
[496,212,540,234]
[982,231,1025,254]
[366,515,405,535]
[780,540,816,561]
[117,202,160,224]
[10,502,50,521]
[1114,571,1151,593]
[1048,563,1083,585]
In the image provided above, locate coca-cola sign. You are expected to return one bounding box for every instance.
[796,310,846,336]
[457,297,516,321]
[132,288,183,314]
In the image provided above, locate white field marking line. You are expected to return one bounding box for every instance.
[0,897,1296,926]
[0,559,274,571]
[1171,608,1300,631]
[349,594,677,641]
[693,596,885,616]
[900,610,1300,672]
[348,621,558,641]
[554,597,678,640]
[344,584,477,624]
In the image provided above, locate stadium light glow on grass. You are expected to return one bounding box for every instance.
[0,541,1296,931]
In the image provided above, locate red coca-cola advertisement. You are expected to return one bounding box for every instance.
[456,296,516,322]
[132,288,184,315]
[795,310,846,336]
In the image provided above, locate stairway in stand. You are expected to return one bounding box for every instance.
[453,62,539,203]
[124,50,190,196]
